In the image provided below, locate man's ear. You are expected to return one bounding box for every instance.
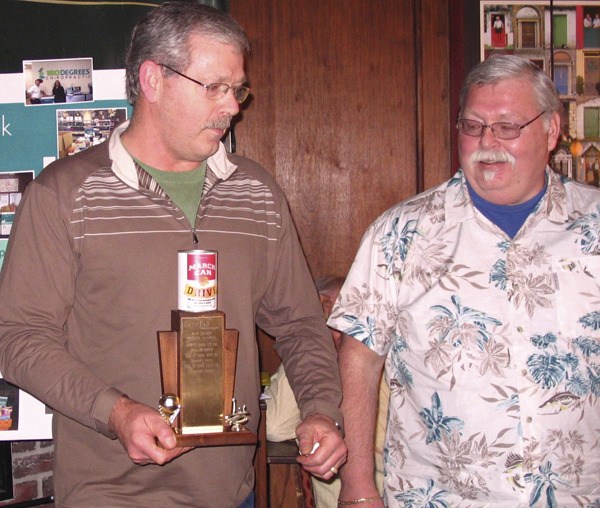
[547,111,562,152]
[138,61,162,103]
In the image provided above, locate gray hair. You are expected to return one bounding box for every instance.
[315,276,345,299]
[459,54,561,128]
[125,2,251,104]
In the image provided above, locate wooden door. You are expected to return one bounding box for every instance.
[553,15,567,48]
[521,21,537,48]
[229,0,451,278]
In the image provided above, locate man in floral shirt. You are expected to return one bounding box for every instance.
[329,54,600,507]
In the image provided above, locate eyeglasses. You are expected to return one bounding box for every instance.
[456,110,547,140]
[159,63,250,104]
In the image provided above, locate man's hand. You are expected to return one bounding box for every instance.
[295,413,347,480]
[108,395,191,465]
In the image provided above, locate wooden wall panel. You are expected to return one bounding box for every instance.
[230,0,450,279]
[421,0,452,190]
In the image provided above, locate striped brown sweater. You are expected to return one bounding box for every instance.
[0,121,342,507]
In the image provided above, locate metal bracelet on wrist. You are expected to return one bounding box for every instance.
[338,496,382,506]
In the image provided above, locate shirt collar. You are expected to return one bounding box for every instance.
[445,168,569,226]
[108,119,237,189]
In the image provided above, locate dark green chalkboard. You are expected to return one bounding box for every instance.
[0,0,228,73]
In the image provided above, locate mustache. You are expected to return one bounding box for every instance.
[469,148,515,166]
[204,116,232,130]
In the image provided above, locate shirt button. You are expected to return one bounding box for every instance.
[517,326,524,333]
[526,416,532,423]
[521,369,528,376]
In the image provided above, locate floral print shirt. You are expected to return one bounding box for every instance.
[328,169,600,508]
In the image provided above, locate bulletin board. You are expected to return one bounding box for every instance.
[0,0,228,442]
[0,4,136,440]
[0,66,131,439]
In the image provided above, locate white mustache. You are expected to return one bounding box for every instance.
[470,148,515,166]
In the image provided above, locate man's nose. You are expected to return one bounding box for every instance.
[479,125,500,148]
[222,89,241,116]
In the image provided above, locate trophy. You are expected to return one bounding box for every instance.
[157,250,256,447]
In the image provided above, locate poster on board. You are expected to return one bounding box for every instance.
[0,68,130,439]
[0,66,131,441]
[0,58,130,439]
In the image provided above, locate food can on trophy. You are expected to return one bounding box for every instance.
[177,250,217,312]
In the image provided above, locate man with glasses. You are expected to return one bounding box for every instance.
[329,54,600,507]
[0,3,346,506]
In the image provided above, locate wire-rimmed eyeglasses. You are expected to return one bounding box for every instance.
[456,110,547,140]
[159,63,251,104]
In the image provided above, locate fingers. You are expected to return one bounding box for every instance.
[298,442,346,480]
[295,414,347,480]
[129,427,192,466]
[109,395,191,466]
[134,443,190,466]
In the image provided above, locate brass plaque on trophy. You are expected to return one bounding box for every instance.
[157,310,256,447]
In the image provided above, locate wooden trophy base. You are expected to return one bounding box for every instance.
[158,310,256,447]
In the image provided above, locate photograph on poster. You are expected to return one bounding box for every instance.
[480,1,600,187]
[23,58,94,106]
[0,170,34,238]
[56,108,127,158]
[0,379,19,432]
[0,378,51,440]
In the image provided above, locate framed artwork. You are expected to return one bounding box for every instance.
[479,1,600,187]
